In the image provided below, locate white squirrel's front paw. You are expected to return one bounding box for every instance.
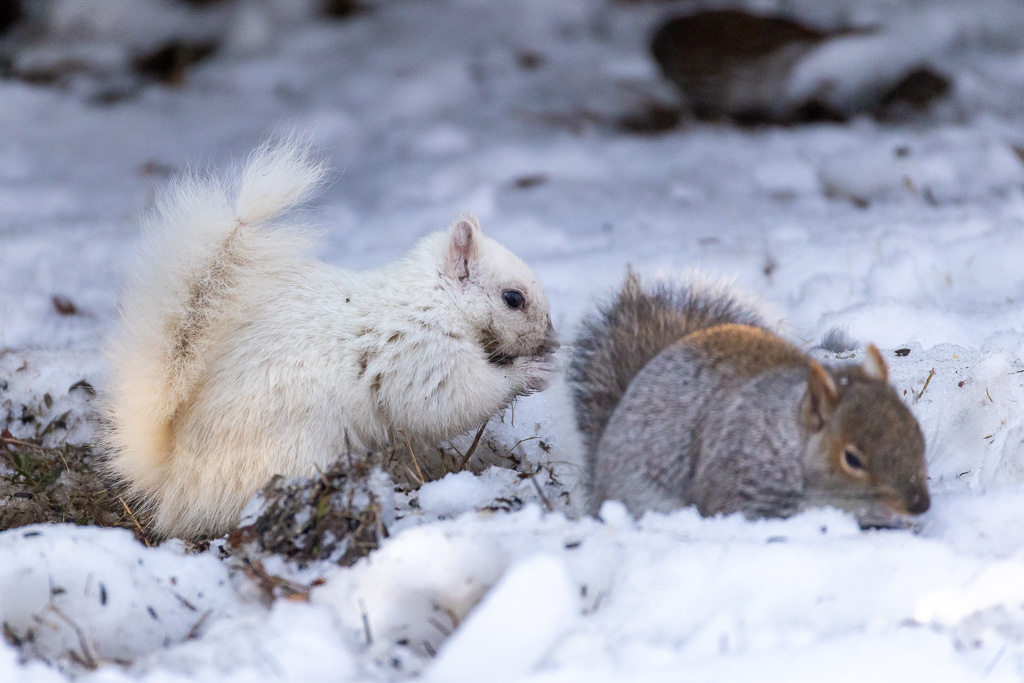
[510,354,557,395]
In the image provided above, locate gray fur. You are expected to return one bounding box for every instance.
[591,347,810,519]
[568,270,764,465]
[819,326,858,353]
[570,272,930,527]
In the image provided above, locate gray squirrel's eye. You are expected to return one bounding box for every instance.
[503,290,525,310]
[843,449,864,470]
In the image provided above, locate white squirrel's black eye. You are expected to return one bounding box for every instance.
[503,290,525,310]
[843,449,864,471]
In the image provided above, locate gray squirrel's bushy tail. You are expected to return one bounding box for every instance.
[568,269,766,456]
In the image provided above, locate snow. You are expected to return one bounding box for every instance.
[422,555,577,683]
[3,0,1024,680]
[416,469,521,518]
[0,526,238,665]
[788,0,1024,116]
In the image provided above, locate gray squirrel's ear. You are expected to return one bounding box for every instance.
[862,344,889,383]
[445,216,481,282]
[805,361,840,431]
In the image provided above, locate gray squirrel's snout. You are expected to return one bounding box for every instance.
[905,486,930,515]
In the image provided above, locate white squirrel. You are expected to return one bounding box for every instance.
[102,142,559,540]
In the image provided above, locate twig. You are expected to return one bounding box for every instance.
[529,474,553,512]
[402,465,422,486]
[984,643,1008,676]
[502,436,539,460]
[118,497,150,547]
[915,368,936,401]
[456,423,487,471]
[44,604,98,670]
[399,430,425,484]
[986,388,994,404]
[358,598,372,646]
[343,430,354,470]
[0,435,46,451]
[427,617,452,637]
[239,559,311,601]
[170,589,198,612]
[186,610,213,640]
[51,444,72,472]
[439,446,458,474]
[427,602,459,636]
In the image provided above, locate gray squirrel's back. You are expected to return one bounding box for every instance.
[567,270,766,456]
[569,270,930,527]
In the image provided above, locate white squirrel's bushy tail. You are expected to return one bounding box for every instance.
[102,141,329,497]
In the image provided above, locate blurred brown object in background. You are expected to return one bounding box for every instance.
[323,0,366,19]
[0,0,22,36]
[650,9,951,125]
[651,10,833,123]
[875,67,950,121]
[133,41,217,86]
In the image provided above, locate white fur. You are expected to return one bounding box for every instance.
[102,142,557,539]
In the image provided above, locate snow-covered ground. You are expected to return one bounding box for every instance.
[4,0,1024,680]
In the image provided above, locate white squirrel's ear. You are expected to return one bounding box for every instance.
[805,360,840,431]
[862,344,889,383]
[445,215,482,282]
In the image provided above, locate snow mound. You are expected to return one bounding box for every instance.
[0,525,236,666]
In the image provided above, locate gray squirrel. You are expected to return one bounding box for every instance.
[102,142,558,539]
[569,270,930,527]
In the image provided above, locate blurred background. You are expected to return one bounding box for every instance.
[5,0,1024,122]
[5,5,1024,679]
[5,0,1024,350]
